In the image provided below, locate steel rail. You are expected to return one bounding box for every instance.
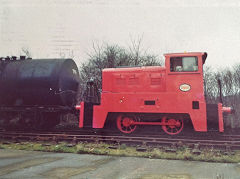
[0,131,240,151]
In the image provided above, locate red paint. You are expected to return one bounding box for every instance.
[75,105,81,110]
[218,103,224,132]
[116,115,137,134]
[222,107,232,114]
[78,52,232,134]
[161,117,184,135]
[93,52,207,132]
[79,102,84,128]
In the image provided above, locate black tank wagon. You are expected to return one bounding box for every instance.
[0,56,79,130]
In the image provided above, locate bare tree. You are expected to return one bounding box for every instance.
[204,65,218,103]
[21,47,32,58]
[204,64,240,129]
[78,41,162,102]
[129,35,143,65]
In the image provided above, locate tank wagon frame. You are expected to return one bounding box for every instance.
[77,52,232,135]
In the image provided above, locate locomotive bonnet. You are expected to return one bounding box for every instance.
[0,57,79,107]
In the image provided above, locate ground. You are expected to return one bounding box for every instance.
[0,149,240,179]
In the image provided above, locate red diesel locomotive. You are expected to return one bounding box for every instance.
[77,52,232,135]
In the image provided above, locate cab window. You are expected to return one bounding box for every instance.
[170,57,198,72]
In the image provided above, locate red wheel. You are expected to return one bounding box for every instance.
[162,117,184,135]
[116,115,137,134]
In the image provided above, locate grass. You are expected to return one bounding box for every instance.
[0,141,239,163]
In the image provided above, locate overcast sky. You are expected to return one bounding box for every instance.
[0,0,240,68]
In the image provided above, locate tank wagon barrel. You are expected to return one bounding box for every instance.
[0,56,79,130]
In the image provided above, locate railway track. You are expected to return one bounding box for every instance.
[1,130,240,151]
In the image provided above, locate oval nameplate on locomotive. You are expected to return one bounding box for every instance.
[179,84,191,92]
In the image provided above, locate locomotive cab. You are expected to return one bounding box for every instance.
[164,52,231,132]
[163,52,208,132]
